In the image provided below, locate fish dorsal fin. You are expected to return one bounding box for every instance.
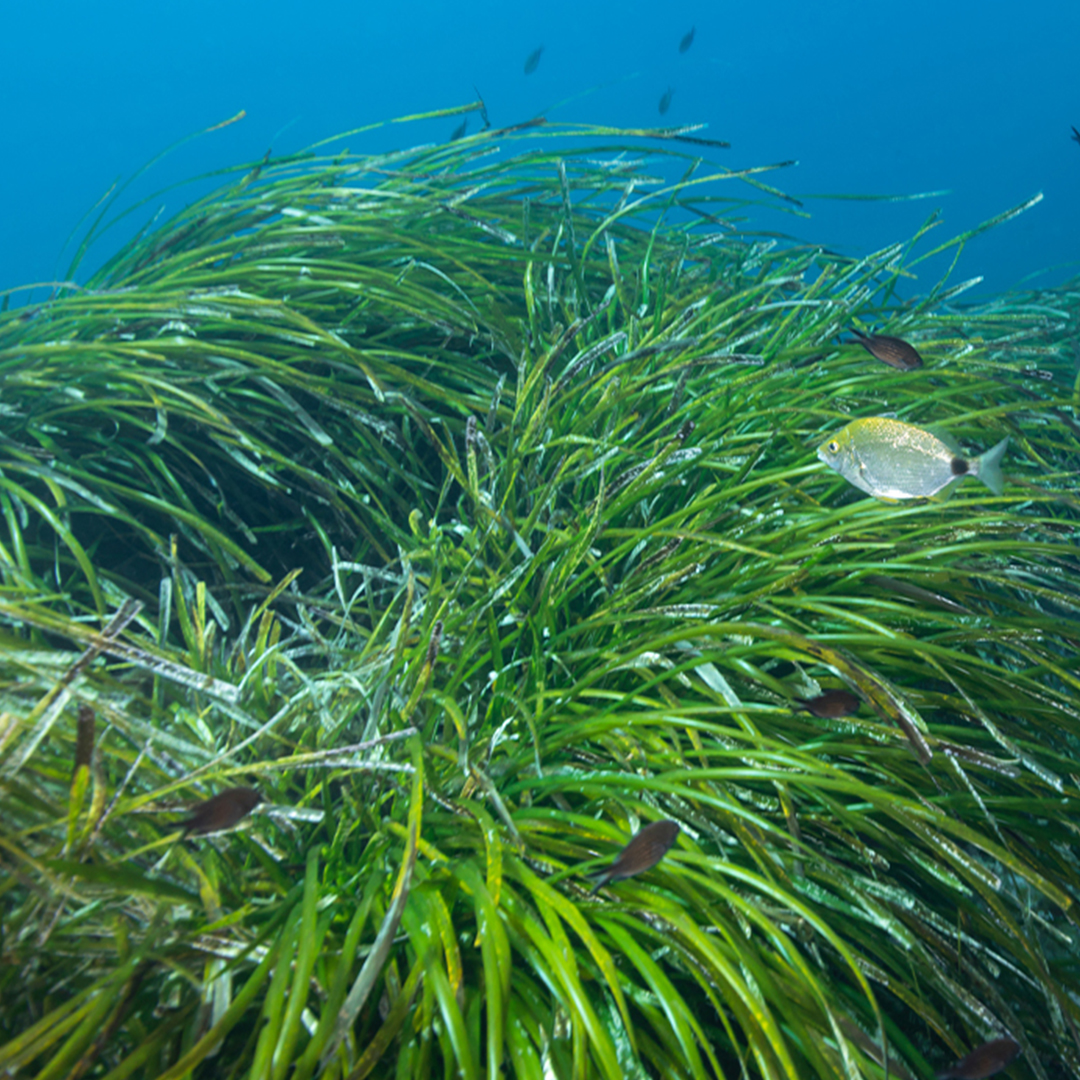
[925,426,963,455]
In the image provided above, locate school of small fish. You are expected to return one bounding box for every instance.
[515,25,696,128]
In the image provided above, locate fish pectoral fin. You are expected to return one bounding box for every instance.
[928,476,963,502]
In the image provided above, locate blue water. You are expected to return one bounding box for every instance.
[2,0,1077,304]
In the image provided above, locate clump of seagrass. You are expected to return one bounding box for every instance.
[1,109,1079,1080]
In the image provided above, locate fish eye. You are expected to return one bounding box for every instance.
[827,441,839,454]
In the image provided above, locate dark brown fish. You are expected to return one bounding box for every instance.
[849,328,924,371]
[524,46,544,75]
[795,690,861,719]
[937,1037,1021,1080]
[179,786,262,837]
[587,819,680,894]
[658,87,674,115]
[679,27,695,53]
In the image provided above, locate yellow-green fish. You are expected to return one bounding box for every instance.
[818,417,1008,500]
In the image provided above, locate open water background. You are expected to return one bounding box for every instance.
[2,0,1078,303]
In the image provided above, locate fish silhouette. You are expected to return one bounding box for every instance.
[179,787,263,836]
[937,1037,1021,1080]
[524,46,544,75]
[679,27,695,53]
[795,690,861,718]
[450,119,467,141]
[658,87,674,115]
[474,86,490,130]
[850,328,924,370]
[587,819,680,894]
[1071,125,1080,146]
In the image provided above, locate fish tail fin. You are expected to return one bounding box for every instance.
[586,872,607,896]
[976,436,1009,495]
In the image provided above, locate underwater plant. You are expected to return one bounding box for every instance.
[1,107,1079,1079]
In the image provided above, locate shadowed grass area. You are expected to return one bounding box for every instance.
[1,113,1079,1080]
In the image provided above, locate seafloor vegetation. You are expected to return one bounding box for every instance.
[1,110,1079,1080]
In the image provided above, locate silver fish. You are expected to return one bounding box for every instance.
[818,417,1008,500]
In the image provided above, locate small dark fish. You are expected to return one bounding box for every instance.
[524,46,544,75]
[1072,125,1080,146]
[179,786,262,837]
[679,26,695,53]
[937,1037,1021,1080]
[850,328,924,371]
[658,87,674,115]
[74,704,96,772]
[587,819,680,894]
[795,690,861,719]
[450,119,467,141]
[473,86,490,130]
